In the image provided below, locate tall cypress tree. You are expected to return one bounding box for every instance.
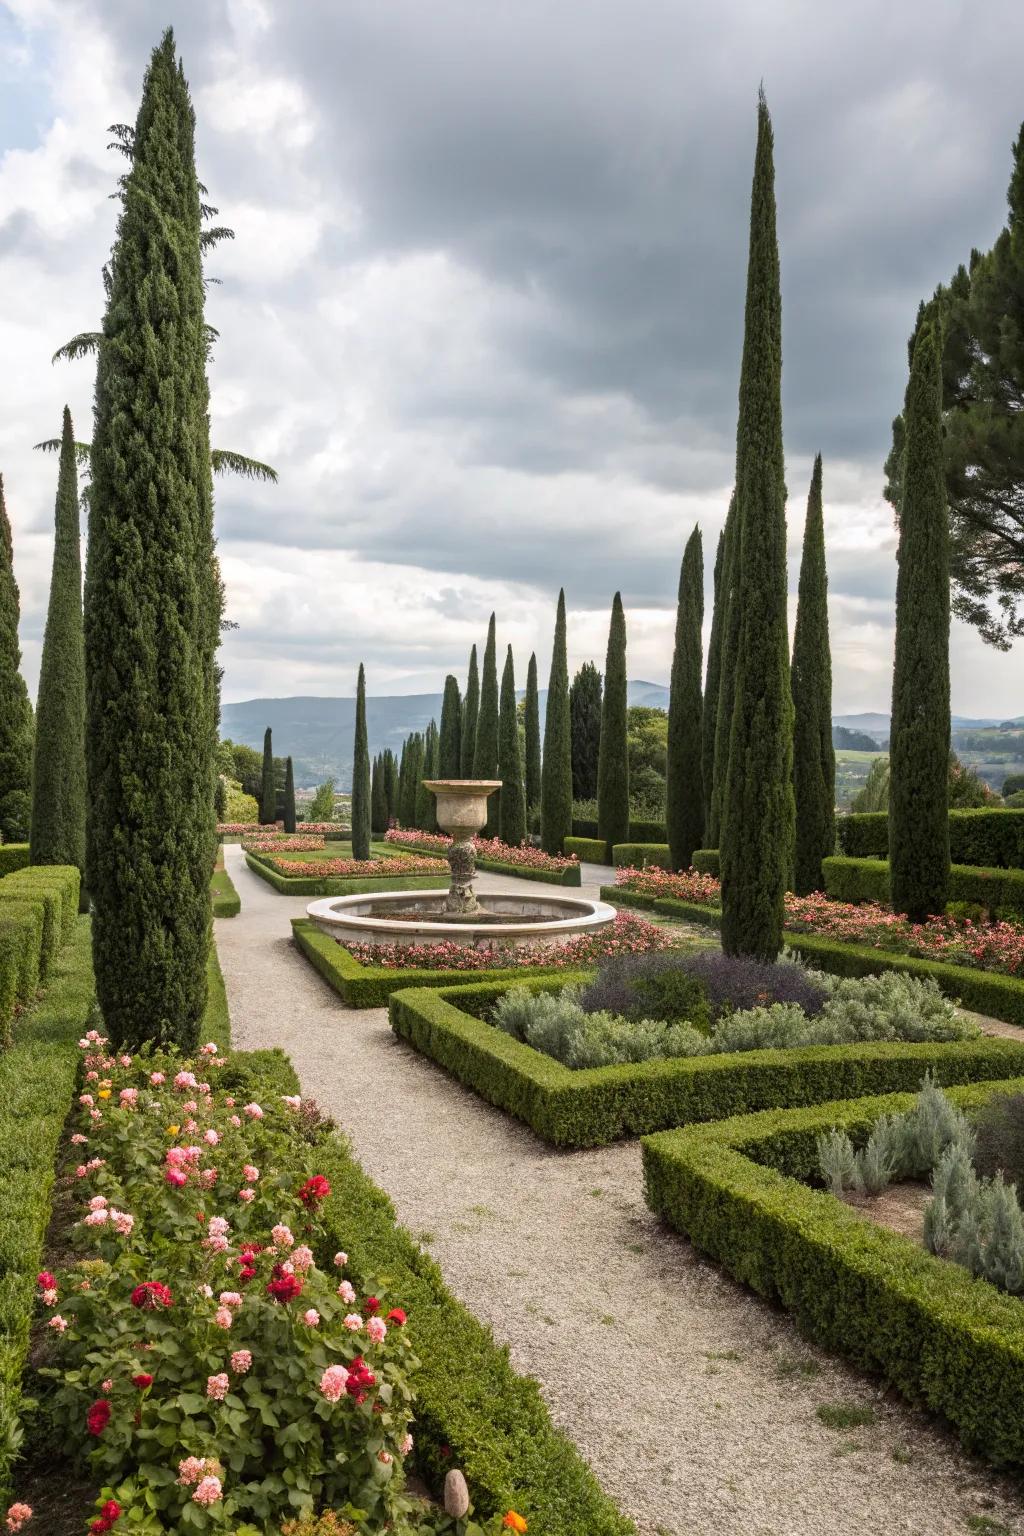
[720,94,794,962]
[791,456,835,894]
[416,721,438,830]
[400,734,421,829]
[709,492,738,846]
[498,646,526,845]
[541,589,573,856]
[283,756,296,833]
[86,31,218,1048]
[351,663,371,859]
[439,674,462,778]
[31,407,86,889]
[460,645,479,777]
[569,661,603,801]
[383,748,398,825]
[666,525,704,870]
[473,614,499,834]
[397,740,409,826]
[889,321,951,920]
[524,651,542,814]
[597,593,630,850]
[371,754,387,833]
[260,728,275,824]
[0,476,33,846]
[701,526,726,841]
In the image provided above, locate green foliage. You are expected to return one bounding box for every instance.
[541,590,573,856]
[30,407,86,896]
[790,456,835,893]
[721,96,794,959]
[692,849,720,876]
[214,775,227,821]
[666,525,704,871]
[702,527,726,840]
[307,778,336,824]
[473,614,499,835]
[612,843,671,869]
[224,782,258,823]
[839,808,1024,869]
[283,755,296,833]
[249,855,443,899]
[818,1073,974,1196]
[438,674,462,779]
[974,1091,1024,1191]
[260,726,276,824]
[351,663,371,860]
[383,748,398,824]
[371,754,388,834]
[949,754,999,808]
[210,860,240,917]
[461,645,479,778]
[0,477,33,845]
[564,836,608,863]
[709,493,739,847]
[823,854,1024,918]
[1004,775,1024,799]
[569,661,602,801]
[524,652,542,815]
[850,756,890,814]
[625,709,667,820]
[0,845,30,878]
[416,720,439,832]
[498,647,526,846]
[889,321,951,920]
[493,984,709,1069]
[597,593,630,849]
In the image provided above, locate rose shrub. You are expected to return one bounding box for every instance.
[344,911,673,972]
[266,854,448,880]
[242,835,326,853]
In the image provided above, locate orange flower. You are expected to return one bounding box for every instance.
[503,1516,528,1534]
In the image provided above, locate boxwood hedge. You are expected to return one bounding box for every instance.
[0,846,30,880]
[0,865,81,1045]
[642,1077,1024,1470]
[612,842,672,869]
[564,835,609,864]
[692,849,720,876]
[837,808,1024,869]
[246,851,446,899]
[823,853,1024,917]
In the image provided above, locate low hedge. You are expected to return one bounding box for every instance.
[612,842,671,869]
[0,866,81,1044]
[823,854,1024,917]
[245,851,446,899]
[642,1077,1024,1470]
[0,846,30,880]
[572,816,667,843]
[564,835,609,864]
[387,974,1024,1148]
[210,863,240,918]
[292,917,566,1008]
[837,808,1024,868]
[692,848,720,876]
[473,855,581,886]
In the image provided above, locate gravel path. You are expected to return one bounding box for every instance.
[216,844,1024,1535]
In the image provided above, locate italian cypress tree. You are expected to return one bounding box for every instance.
[416,722,438,830]
[889,320,951,920]
[461,646,479,777]
[701,527,726,840]
[283,756,296,833]
[260,728,275,824]
[351,663,371,859]
[541,589,573,855]
[791,456,836,894]
[569,661,602,801]
[371,754,388,834]
[85,31,219,1048]
[473,614,499,834]
[383,748,398,825]
[597,593,630,850]
[400,734,421,829]
[498,646,526,845]
[397,740,409,826]
[0,476,33,845]
[666,525,704,870]
[438,674,462,778]
[709,493,738,846]
[30,406,86,890]
[524,652,542,814]
[720,94,794,961]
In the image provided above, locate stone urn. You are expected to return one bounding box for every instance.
[424,779,501,915]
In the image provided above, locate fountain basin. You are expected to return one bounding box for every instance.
[306,888,616,951]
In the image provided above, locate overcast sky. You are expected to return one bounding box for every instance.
[2,0,1024,716]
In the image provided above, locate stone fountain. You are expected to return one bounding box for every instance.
[306,778,615,951]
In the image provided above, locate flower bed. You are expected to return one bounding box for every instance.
[384,830,581,886]
[245,853,447,900]
[217,822,282,837]
[242,834,327,853]
[269,855,446,880]
[346,910,671,973]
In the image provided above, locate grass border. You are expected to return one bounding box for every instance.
[210,863,240,918]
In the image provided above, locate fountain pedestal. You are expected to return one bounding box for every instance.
[423,779,501,915]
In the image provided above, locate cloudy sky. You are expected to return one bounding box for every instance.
[2,0,1023,716]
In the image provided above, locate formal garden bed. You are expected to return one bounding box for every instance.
[383,830,581,887]
[245,844,448,898]
[641,1074,1024,1470]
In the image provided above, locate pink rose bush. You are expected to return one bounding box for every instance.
[265,852,448,880]
[345,909,672,971]
[385,826,579,872]
[242,833,326,853]
[29,1037,419,1532]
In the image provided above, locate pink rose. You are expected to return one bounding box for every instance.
[48,1315,68,1332]
[319,1364,349,1401]
[243,1165,259,1183]
[302,1308,320,1326]
[237,1188,255,1202]
[206,1372,229,1400]
[192,1476,222,1507]
[333,1251,348,1268]
[343,1313,363,1331]
[367,1316,387,1343]
[150,1071,166,1086]
[213,1307,233,1329]
[271,1224,294,1249]
[230,1349,252,1373]
[337,1280,356,1304]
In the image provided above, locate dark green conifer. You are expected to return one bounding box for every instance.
[701,526,726,839]
[597,594,630,850]
[791,456,835,894]
[397,740,409,826]
[524,652,542,814]
[371,754,388,834]
[260,728,275,824]
[498,647,526,845]
[383,748,398,824]
[541,590,573,855]
[400,734,421,829]
[85,31,218,1047]
[0,476,33,846]
[569,662,602,801]
[30,407,85,889]
[666,526,704,870]
[473,614,499,834]
[889,321,951,920]
[709,493,738,846]
[351,664,371,859]
[416,722,438,830]
[283,756,296,834]
[461,646,479,777]
[720,94,795,961]
[439,674,462,778]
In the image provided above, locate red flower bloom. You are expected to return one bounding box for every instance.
[365,1296,380,1314]
[130,1281,173,1310]
[37,1271,56,1291]
[86,1398,111,1436]
[345,1355,377,1402]
[386,1307,407,1326]
[298,1174,331,1207]
[89,1499,122,1533]
[266,1263,304,1303]
[131,1373,153,1389]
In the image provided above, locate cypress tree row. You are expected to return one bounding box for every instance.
[283,756,296,834]
[351,663,371,860]
[400,734,421,829]
[260,727,276,825]
[569,661,602,801]
[30,406,86,889]
[371,754,388,834]
[666,525,704,871]
[709,492,738,847]
[597,593,630,850]
[790,455,836,894]
[701,527,726,840]
[461,645,479,777]
[720,94,794,962]
[416,721,438,830]
[473,614,499,835]
[498,646,526,846]
[85,31,219,1047]
[438,674,462,778]
[0,476,33,845]
[889,320,951,920]
[524,652,542,814]
[540,589,573,856]
[383,748,398,825]
[397,740,409,826]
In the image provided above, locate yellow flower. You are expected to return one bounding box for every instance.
[97,1089,111,1100]
[503,1516,528,1534]
[166,1125,180,1136]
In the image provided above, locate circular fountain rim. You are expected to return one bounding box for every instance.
[306,887,617,940]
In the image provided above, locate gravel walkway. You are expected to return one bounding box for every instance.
[216,844,1024,1536]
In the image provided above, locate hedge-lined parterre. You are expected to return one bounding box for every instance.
[823,854,1024,918]
[0,846,30,880]
[836,808,1024,869]
[564,836,609,864]
[245,850,446,899]
[0,864,80,1046]
[612,843,672,869]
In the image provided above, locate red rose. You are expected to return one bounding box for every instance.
[266,1263,303,1303]
[131,1373,153,1389]
[386,1307,407,1326]
[298,1174,331,1207]
[88,1500,122,1533]
[365,1296,380,1315]
[37,1271,56,1290]
[130,1281,172,1310]
[86,1398,111,1436]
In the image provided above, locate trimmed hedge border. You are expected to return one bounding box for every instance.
[642,1077,1024,1470]
[612,842,672,869]
[292,916,567,1008]
[838,808,1024,868]
[386,974,1024,1148]
[573,816,667,843]
[0,865,81,1045]
[0,846,30,880]
[211,863,241,918]
[692,849,720,876]
[564,835,609,863]
[823,853,1024,917]
[245,850,446,898]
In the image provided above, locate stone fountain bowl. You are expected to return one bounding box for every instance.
[306,888,617,951]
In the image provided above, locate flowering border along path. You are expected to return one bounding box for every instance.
[383,830,582,887]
